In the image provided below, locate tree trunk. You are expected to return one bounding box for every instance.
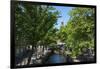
[27,45,34,65]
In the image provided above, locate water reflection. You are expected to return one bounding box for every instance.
[46,54,66,63]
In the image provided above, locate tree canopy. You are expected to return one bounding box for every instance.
[15,2,60,48]
[58,7,95,57]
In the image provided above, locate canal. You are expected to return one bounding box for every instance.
[46,54,66,64]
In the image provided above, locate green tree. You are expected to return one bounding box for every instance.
[65,7,95,57]
[15,2,60,65]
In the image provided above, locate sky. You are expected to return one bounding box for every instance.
[53,6,73,29]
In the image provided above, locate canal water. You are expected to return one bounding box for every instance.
[46,54,66,64]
